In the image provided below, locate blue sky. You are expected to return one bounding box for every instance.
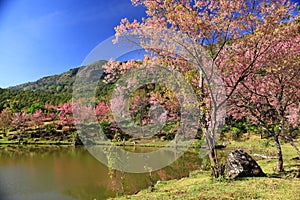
[0,0,146,88]
[0,0,299,88]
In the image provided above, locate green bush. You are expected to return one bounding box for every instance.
[161,121,179,140]
[99,121,114,139]
[44,123,56,134]
[222,117,255,140]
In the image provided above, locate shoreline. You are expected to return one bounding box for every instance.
[109,138,300,200]
[0,140,202,148]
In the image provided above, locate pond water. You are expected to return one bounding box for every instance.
[0,145,207,200]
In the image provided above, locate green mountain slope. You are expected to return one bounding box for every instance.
[9,60,107,94]
[10,67,79,94]
[0,60,109,112]
[0,88,70,112]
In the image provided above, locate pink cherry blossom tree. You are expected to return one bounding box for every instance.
[57,102,75,128]
[95,102,110,122]
[29,109,45,133]
[12,112,27,133]
[227,30,300,171]
[112,0,298,176]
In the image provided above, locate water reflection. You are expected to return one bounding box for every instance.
[0,145,202,200]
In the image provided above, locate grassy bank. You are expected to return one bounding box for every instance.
[111,136,300,200]
[0,124,76,145]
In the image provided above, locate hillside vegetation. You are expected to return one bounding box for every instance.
[9,60,107,95]
[0,60,108,112]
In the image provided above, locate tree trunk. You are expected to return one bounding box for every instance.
[206,133,220,177]
[208,147,220,178]
[273,135,284,172]
[200,72,221,178]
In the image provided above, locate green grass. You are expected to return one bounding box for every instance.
[227,135,300,174]
[111,137,300,200]
[0,138,18,144]
[0,136,73,145]
[113,172,300,200]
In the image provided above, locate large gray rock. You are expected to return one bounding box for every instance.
[225,149,266,178]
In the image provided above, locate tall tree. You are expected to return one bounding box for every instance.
[113,0,298,177]
[228,27,300,171]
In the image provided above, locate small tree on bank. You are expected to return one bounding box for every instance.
[0,109,12,134]
[12,112,27,133]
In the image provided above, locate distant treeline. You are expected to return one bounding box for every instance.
[0,88,71,113]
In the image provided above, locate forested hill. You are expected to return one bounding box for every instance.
[9,67,79,94]
[0,60,108,112]
[8,60,107,94]
[0,88,70,112]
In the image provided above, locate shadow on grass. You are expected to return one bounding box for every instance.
[266,169,300,179]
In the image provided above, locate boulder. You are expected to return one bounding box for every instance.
[225,149,266,178]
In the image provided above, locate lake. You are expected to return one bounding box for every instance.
[0,145,205,200]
